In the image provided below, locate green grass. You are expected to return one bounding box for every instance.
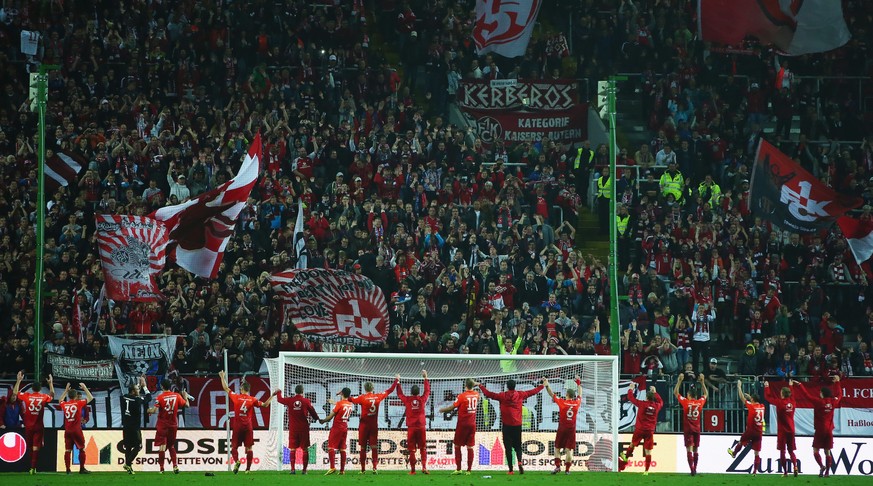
[8,470,873,486]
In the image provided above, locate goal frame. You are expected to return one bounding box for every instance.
[265,352,619,472]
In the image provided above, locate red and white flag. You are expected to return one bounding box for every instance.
[151,134,261,278]
[96,215,168,301]
[698,0,850,55]
[270,268,389,345]
[473,0,542,58]
[838,216,873,265]
[45,150,86,191]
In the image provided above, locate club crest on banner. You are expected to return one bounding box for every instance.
[107,336,176,389]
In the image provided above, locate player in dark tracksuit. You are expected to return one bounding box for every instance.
[120,376,151,474]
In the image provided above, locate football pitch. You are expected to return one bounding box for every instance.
[6,470,873,485]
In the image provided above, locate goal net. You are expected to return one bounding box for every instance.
[264,352,618,472]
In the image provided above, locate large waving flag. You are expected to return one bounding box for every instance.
[749,140,861,233]
[473,0,542,58]
[151,134,261,278]
[838,217,873,266]
[96,215,168,301]
[45,149,86,192]
[698,0,850,55]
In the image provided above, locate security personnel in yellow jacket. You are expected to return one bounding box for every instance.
[596,173,611,234]
[572,141,595,199]
[659,161,684,202]
[616,203,632,268]
[697,174,722,208]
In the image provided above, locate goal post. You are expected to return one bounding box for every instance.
[264,352,619,472]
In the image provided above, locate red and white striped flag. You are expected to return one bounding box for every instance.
[150,133,261,278]
[838,216,873,266]
[96,215,168,301]
[45,150,86,191]
[473,0,543,58]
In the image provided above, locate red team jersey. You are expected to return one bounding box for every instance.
[764,387,796,434]
[397,380,430,429]
[277,392,319,431]
[155,391,185,428]
[807,388,841,435]
[60,399,88,431]
[350,380,398,427]
[331,399,355,431]
[627,389,663,433]
[676,396,706,434]
[554,395,581,429]
[453,390,480,429]
[229,393,263,428]
[479,383,544,426]
[744,402,766,435]
[18,392,53,429]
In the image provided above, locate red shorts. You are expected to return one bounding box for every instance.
[631,430,655,450]
[554,428,576,450]
[812,431,833,450]
[64,429,85,450]
[232,425,254,449]
[453,426,476,447]
[288,429,311,449]
[683,431,700,448]
[154,424,178,448]
[407,427,426,450]
[777,432,796,451]
[739,430,762,452]
[25,427,45,449]
[358,425,378,447]
[328,427,348,450]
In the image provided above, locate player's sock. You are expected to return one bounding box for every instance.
[825,453,832,473]
[554,458,562,469]
[302,449,309,472]
[371,450,378,470]
[64,451,71,472]
[814,451,823,468]
[328,449,336,469]
[158,450,166,471]
[409,450,416,472]
[779,451,786,473]
[79,450,87,471]
[31,448,39,469]
[231,448,239,464]
[290,449,296,471]
[245,450,253,471]
[565,460,571,473]
[687,451,694,471]
[754,456,761,474]
[732,443,743,456]
[467,448,474,471]
[644,455,651,472]
[360,450,367,472]
[339,450,347,473]
[693,452,699,468]
[420,449,427,471]
[454,449,462,471]
[788,451,797,474]
[169,447,178,467]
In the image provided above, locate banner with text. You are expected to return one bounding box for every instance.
[270,268,389,346]
[458,79,587,147]
[107,336,176,390]
[45,353,116,382]
[767,378,873,436]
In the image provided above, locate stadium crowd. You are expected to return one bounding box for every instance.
[0,0,871,382]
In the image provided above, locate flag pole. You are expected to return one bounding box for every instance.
[34,64,59,381]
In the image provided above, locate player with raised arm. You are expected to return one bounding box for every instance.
[397,370,430,475]
[120,376,151,474]
[438,378,479,475]
[543,376,581,475]
[147,379,191,474]
[477,377,545,474]
[349,375,399,474]
[320,387,354,475]
[674,372,707,476]
[619,382,663,475]
[219,370,275,474]
[12,371,55,474]
[763,380,798,477]
[727,380,765,475]
[275,384,321,474]
[58,382,94,474]
[794,376,842,477]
